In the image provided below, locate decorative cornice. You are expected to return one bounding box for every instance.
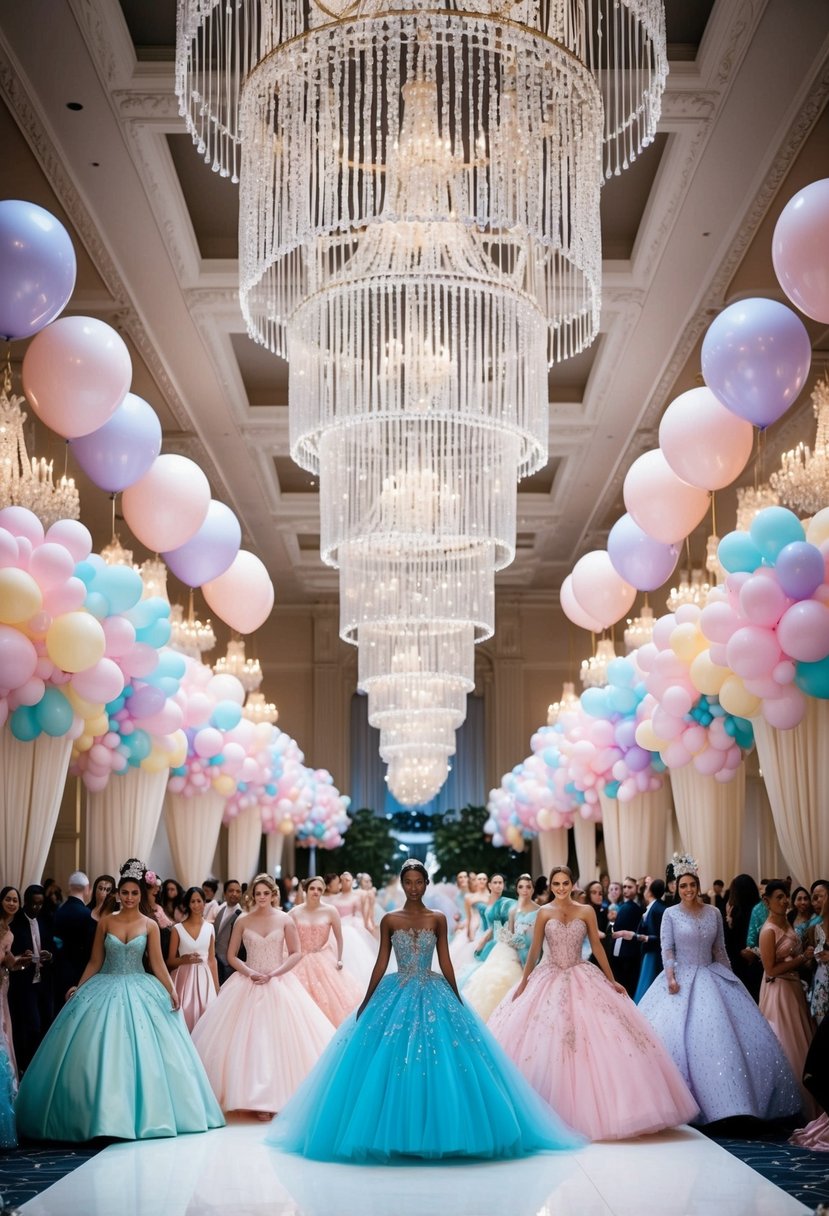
[113,91,181,121]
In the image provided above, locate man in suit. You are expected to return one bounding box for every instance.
[213,880,243,984]
[632,878,667,1002]
[52,871,95,1004]
[609,877,643,997]
[8,885,54,1072]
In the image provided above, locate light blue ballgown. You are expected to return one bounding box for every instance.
[15,933,225,1141]
[267,926,582,1162]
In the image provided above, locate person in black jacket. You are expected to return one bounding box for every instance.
[52,872,96,1004]
[633,878,666,1002]
[609,877,643,997]
[8,885,54,1073]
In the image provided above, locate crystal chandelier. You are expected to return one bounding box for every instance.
[386,749,451,807]
[735,484,780,533]
[624,605,656,652]
[547,682,580,724]
[770,373,829,515]
[0,367,80,527]
[139,556,169,601]
[666,569,711,613]
[213,637,263,693]
[580,638,617,689]
[242,690,279,725]
[100,532,136,568]
[169,600,216,660]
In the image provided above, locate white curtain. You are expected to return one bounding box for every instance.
[227,806,264,887]
[0,733,71,889]
[164,791,226,889]
[85,767,169,880]
[598,785,673,882]
[265,832,285,877]
[754,698,829,887]
[572,817,598,883]
[670,762,746,891]
[537,827,569,876]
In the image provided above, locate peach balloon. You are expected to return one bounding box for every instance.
[559,573,604,632]
[658,387,754,490]
[122,454,210,552]
[718,675,762,719]
[623,449,710,544]
[203,550,274,634]
[570,550,635,630]
[0,568,42,624]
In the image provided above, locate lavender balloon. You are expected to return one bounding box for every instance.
[162,500,241,588]
[0,200,77,341]
[701,298,811,429]
[775,541,825,601]
[70,393,162,492]
[607,513,679,591]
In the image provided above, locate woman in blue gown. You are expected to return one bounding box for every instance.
[15,859,224,1142]
[267,859,581,1163]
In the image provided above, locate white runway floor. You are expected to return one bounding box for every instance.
[19,1121,811,1216]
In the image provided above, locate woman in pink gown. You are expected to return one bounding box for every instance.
[326,872,377,986]
[167,886,219,1032]
[192,874,334,1118]
[290,877,362,1026]
[489,865,699,1141]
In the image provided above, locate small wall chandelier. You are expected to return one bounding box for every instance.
[770,373,829,516]
[547,682,580,724]
[624,605,656,652]
[242,690,279,725]
[213,637,263,693]
[580,638,617,689]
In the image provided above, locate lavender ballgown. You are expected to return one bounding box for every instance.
[638,904,801,1124]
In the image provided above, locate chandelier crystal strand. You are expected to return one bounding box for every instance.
[735,484,780,533]
[386,749,452,806]
[0,370,80,527]
[213,637,263,692]
[243,690,279,724]
[770,372,829,515]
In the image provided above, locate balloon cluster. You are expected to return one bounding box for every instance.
[258,733,314,836]
[293,769,352,850]
[487,733,576,850]
[166,661,250,798]
[575,657,666,802]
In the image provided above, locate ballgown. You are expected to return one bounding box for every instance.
[15,933,224,1141]
[460,896,516,987]
[293,920,362,1026]
[0,950,16,1148]
[267,927,583,1162]
[463,907,536,1022]
[327,895,377,987]
[172,921,218,1032]
[449,899,485,971]
[791,1016,829,1151]
[638,905,801,1124]
[192,923,335,1113]
[758,921,817,1117]
[488,916,699,1140]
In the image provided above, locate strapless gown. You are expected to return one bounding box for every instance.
[328,896,377,987]
[15,933,224,1141]
[488,917,699,1141]
[267,927,583,1162]
[463,911,534,1022]
[192,923,335,1113]
[293,920,362,1026]
[172,921,218,1032]
[0,958,15,1148]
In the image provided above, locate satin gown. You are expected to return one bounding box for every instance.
[489,916,699,1141]
[172,921,218,1032]
[192,922,335,1113]
[267,927,583,1162]
[639,905,801,1124]
[15,933,224,1141]
[758,921,817,1117]
[463,907,536,1022]
[293,920,362,1026]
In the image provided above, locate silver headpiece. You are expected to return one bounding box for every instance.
[120,858,150,884]
[671,852,699,880]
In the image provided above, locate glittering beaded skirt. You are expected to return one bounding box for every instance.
[267,928,582,1162]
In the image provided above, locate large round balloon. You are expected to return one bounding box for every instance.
[121,454,211,552]
[560,573,604,632]
[69,393,162,492]
[22,316,132,439]
[658,387,754,490]
[772,178,829,323]
[701,298,811,429]
[202,550,274,634]
[607,514,679,591]
[0,200,77,342]
[571,550,635,630]
[162,500,242,587]
[623,449,710,544]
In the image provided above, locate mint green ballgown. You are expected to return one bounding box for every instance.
[15,933,224,1141]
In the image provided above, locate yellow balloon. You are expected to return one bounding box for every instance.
[806,507,829,547]
[212,773,236,797]
[141,749,169,774]
[0,568,42,625]
[88,714,110,736]
[279,817,294,835]
[536,808,553,831]
[635,720,664,752]
[690,650,729,696]
[76,733,93,752]
[167,731,188,769]
[718,675,762,719]
[671,621,707,664]
[46,612,106,673]
[65,686,103,718]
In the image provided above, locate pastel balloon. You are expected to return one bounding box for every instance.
[0,568,42,624]
[208,674,246,706]
[670,622,706,664]
[571,550,635,631]
[71,657,125,704]
[0,625,38,690]
[194,727,224,758]
[91,564,144,615]
[122,454,211,552]
[727,626,781,680]
[33,687,74,737]
[46,611,106,672]
[162,500,241,588]
[623,449,710,545]
[806,507,829,548]
[69,393,162,492]
[203,550,275,635]
[761,686,807,730]
[739,574,790,627]
[689,650,729,696]
[777,599,829,663]
[607,514,679,591]
[772,178,829,323]
[44,519,93,563]
[775,541,825,601]
[795,655,829,699]
[559,573,604,632]
[10,704,41,742]
[43,577,88,618]
[22,316,131,439]
[0,200,77,341]
[27,542,76,593]
[658,387,754,490]
[718,675,762,718]
[127,684,166,720]
[701,298,811,428]
[102,615,136,658]
[0,506,44,546]
[750,507,805,564]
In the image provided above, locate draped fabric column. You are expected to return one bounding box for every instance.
[0,733,72,889]
[164,791,226,889]
[227,806,263,887]
[598,786,672,882]
[537,827,568,876]
[266,831,284,877]
[669,763,746,891]
[743,770,788,884]
[572,816,598,883]
[85,767,169,880]
[754,698,829,886]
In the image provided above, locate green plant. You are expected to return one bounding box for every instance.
[314,807,401,880]
[432,805,530,883]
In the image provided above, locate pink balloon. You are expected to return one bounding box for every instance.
[22,316,131,439]
[726,625,782,680]
[138,702,184,736]
[120,642,160,678]
[708,641,729,666]
[663,739,692,769]
[560,574,604,632]
[773,178,829,323]
[29,542,76,592]
[194,727,223,758]
[0,529,17,568]
[694,746,724,776]
[651,613,677,651]
[776,599,829,662]
[184,691,213,727]
[700,600,739,644]
[773,660,796,685]
[102,615,136,658]
[42,576,88,617]
[739,574,790,628]
[659,387,754,490]
[0,506,44,545]
[623,450,710,544]
[15,676,45,707]
[45,519,93,562]
[202,550,275,635]
[121,455,211,552]
[570,550,635,631]
[743,676,781,698]
[71,657,125,704]
[761,686,806,730]
[0,625,38,690]
[661,685,693,718]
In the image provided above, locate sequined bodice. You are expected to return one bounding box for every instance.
[392,928,436,976]
[542,918,587,969]
[101,933,147,975]
[243,926,286,971]
[296,921,331,953]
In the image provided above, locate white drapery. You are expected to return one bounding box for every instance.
[227,806,264,886]
[572,816,598,883]
[537,827,569,876]
[598,785,673,882]
[85,767,169,880]
[754,698,829,887]
[265,832,285,877]
[164,791,226,889]
[0,733,71,889]
[670,763,746,891]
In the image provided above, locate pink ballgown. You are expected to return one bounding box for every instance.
[488,916,699,1141]
[171,921,218,1033]
[327,895,376,986]
[293,920,363,1026]
[192,921,334,1113]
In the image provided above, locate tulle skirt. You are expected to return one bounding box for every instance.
[339,922,377,988]
[293,952,363,1026]
[462,942,523,1022]
[0,1041,15,1148]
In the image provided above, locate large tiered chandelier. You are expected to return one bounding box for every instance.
[176,0,667,803]
[770,373,829,516]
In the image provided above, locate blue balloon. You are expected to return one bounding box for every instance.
[717,530,763,575]
[135,618,171,649]
[155,651,185,679]
[0,200,76,341]
[10,704,41,742]
[69,393,162,494]
[33,688,73,737]
[607,686,638,716]
[795,655,829,699]
[211,700,243,731]
[91,564,143,615]
[74,560,97,587]
[83,591,109,620]
[128,729,152,762]
[207,754,224,767]
[581,687,609,718]
[749,507,805,564]
[606,657,635,688]
[604,780,621,799]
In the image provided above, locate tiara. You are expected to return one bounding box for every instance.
[120,859,152,884]
[671,852,699,879]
